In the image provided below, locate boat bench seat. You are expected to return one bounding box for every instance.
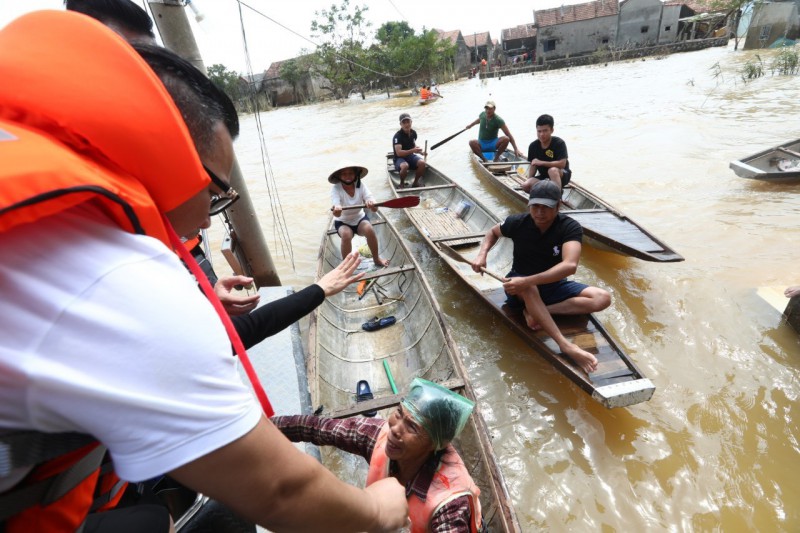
[359,264,416,281]
[327,377,465,418]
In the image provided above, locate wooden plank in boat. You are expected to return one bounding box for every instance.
[566,211,664,250]
[359,264,415,281]
[408,208,482,247]
[326,378,466,418]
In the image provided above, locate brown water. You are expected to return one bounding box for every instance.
[211,42,800,531]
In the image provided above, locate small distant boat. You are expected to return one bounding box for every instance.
[385,155,655,408]
[418,94,441,105]
[310,213,521,531]
[756,286,800,333]
[471,150,684,262]
[730,138,800,181]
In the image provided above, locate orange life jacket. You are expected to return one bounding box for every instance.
[366,423,482,533]
[420,88,430,99]
[0,11,269,531]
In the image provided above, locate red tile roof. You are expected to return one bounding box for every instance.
[535,0,619,27]
[435,29,463,45]
[502,24,537,40]
[463,31,492,48]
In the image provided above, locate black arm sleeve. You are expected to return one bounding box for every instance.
[232,284,325,349]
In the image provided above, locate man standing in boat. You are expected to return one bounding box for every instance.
[521,113,571,192]
[466,100,523,162]
[392,113,427,188]
[273,378,483,533]
[470,180,611,373]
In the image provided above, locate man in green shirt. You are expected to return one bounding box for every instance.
[466,100,523,162]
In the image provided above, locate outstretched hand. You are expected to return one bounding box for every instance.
[317,252,365,297]
[786,285,800,298]
[214,275,260,316]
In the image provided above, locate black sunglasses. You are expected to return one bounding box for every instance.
[204,165,239,215]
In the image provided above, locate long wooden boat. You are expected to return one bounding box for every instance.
[471,150,684,262]
[386,155,655,408]
[730,138,800,181]
[308,212,520,532]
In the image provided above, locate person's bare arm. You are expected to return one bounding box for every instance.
[503,240,581,295]
[500,124,523,157]
[169,417,408,532]
[785,286,800,298]
[529,157,567,169]
[465,117,480,129]
[471,224,502,273]
[316,252,364,296]
[394,142,422,158]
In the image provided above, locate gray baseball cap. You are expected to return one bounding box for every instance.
[527,180,561,208]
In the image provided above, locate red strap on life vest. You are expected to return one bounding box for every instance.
[165,219,274,417]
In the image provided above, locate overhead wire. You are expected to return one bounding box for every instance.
[236,0,296,269]
[235,0,429,80]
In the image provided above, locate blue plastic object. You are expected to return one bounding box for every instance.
[362,316,396,332]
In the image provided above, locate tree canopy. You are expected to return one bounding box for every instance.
[307,0,457,99]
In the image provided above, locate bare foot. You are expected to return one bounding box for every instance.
[374,257,390,267]
[522,308,542,331]
[561,342,597,374]
[411,180,422,188]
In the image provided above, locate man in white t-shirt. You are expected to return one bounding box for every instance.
[0,11,407,532]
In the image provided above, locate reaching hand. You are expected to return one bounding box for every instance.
[317,252,364,297]
[786,285,800,298]
[332,205,343,217]
[364,477,409,533]
[214,275,260,316]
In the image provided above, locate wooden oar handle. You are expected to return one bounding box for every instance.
[480,267,507,282]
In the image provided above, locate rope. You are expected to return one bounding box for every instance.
[237,2,296,270]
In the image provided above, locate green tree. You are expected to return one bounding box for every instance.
[207,63,243,102]
[310,0,372,99]
[279,59,305,104]
[375,21,414,46]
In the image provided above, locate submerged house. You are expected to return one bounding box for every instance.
[534,0,620,62]
[464,31,498,64]
[617,0,666,46]
[743,1,800,49]
[436,29,472,75]
[502,23,538,59]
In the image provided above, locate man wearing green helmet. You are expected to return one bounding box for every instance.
[272,378,483,532]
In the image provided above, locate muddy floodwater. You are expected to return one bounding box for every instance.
[208,41,800,531]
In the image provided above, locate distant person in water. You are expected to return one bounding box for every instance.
[470,180,611,373]
[330,162,389,267]
[392,112,427,188]
[466,100,523,162]
[521,113,571,192]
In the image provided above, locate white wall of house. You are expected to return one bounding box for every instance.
[536,15,618,60]
[617,0,664,46]
[659,5,682,44]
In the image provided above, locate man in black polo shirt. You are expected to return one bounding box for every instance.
[471,180,611,373]
[392,113,427,188]
[521,114,571,193]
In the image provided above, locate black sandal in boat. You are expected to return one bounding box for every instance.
[356,380,377,417]
[362,316,396,332]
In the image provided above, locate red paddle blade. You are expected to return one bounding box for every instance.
[379,196,420,209]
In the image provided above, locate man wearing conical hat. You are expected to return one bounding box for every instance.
[329,162,389,267]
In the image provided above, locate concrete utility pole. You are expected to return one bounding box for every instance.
[148,0,282,287]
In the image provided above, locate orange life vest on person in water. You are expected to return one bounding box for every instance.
[0,11,266,531]
[366,423,482,533]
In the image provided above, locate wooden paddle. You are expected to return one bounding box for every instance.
[423,140,428,162]
[437,242,507,282]
[430,128,467,150]
[338,196,420,211]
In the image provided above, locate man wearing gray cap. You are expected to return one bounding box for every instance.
[471,180,611,373]
[466,100,523,162]
[392,113,427,188]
